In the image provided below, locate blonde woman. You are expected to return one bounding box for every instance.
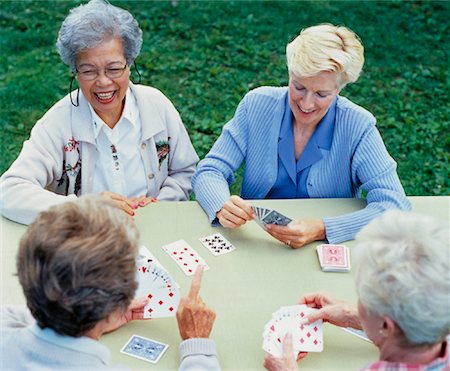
[193,24,410,248]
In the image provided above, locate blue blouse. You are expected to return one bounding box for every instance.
[266,95,336,199]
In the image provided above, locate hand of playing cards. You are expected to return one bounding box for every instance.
[135,261,180,318]
[263,305,323,358]
[252,206,292,227]
[316,244,351,272]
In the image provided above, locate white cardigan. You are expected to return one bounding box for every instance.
[0,83,199,224]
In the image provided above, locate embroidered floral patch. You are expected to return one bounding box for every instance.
[57,137,82,196]
[64,136,79,152]
[156,138,170,166]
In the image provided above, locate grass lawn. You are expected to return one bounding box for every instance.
[0,0,448,196]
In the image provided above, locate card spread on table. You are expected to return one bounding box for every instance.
[162,239,209,276]
[252,206,292,227]
[199,233,236,256]
[263,305,323,357]
[135,263,180,318]
[121,335,168,364]
[316,244,351,272]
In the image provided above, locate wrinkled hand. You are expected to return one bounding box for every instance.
[104,297,150,334]
[101,191,136,216]
[265,218,326,249]
[176,266,216,340]
[298,292,361,329]
[263,333,306,371]
[216,195,255,228]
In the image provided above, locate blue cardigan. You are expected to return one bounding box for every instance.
[192,87,411,243]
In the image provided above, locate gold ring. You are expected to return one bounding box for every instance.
[286,240,291,246]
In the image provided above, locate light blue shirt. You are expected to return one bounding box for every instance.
[267,95,336,199]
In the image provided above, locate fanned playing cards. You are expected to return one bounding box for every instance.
[252,206,292,227]
[263,305,323,357]
[135,262,180,318]
[316,244,351,272]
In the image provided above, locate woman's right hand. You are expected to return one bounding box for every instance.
[216,195,255,228]
[101,191,135,216]
[298,292,362,329]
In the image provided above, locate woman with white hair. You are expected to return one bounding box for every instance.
[0,0,198,225]
[193,24,410,248]
[264,210,450,370]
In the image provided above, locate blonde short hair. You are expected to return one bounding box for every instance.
[286,24,364,88]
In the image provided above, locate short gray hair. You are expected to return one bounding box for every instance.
[355,210,450,345]
[18,195,140,337]
[56,0,143,70]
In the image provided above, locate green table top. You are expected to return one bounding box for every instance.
[2,196,448,370]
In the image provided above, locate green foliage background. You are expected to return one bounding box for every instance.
[0,0,449,196]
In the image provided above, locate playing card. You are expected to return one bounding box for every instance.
[262,305,323,358]
[262,209,292,226]
[162,239,209,276]
[316,244,351,272]
[199,233,236,256]
[121,335,168,364]
[251,206,272,226]
[138,245,180,287]
[340,327,372,343]
[135,263,180,318]
[290,306,323,353]
[138,245,164,269]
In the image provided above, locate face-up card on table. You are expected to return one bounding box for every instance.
[162,239,209,276]
[135,263,180,318]
[121,334,168,364]
[199,233,236,256]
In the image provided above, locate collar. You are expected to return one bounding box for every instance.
[29,323,111,365]
[89,88,136,139]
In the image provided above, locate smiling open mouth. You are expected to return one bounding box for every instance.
[95,91,116,103]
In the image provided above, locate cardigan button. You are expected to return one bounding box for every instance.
[141,143,146,150]
[148,173,155,179]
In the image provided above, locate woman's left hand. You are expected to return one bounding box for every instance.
[104,297,150,334]
[265,218,326,249]
[128,196,158,209]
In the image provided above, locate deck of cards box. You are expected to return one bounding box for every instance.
[263,305,323,357]
[316,244,351,272]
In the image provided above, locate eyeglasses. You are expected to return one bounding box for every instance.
[76,64,128,81]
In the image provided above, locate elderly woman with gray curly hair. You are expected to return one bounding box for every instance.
[264,210,450,371]
[0,0,198,225]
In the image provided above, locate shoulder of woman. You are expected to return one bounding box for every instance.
[130,83,171,104]
[33,94,74,132]
[335,95,376,127]
[244,86,287,102]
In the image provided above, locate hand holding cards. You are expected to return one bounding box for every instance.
[316,244,351,272]
[135,262,180,318]
[263,305,323,358]
[252,206,292,227]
